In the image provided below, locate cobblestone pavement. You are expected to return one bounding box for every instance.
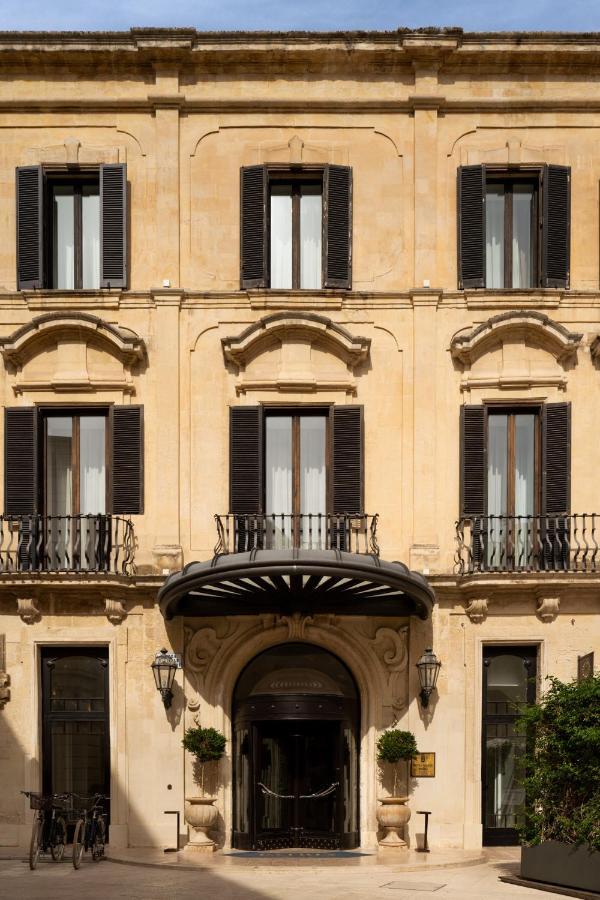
[0,851,566,900]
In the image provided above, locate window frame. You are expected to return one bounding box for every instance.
[43,166,101,290]
[485,167,541,289]
[485,404,541,518]
[267,166,325,290]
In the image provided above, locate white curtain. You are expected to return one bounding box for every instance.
[512,185,533,289]
[300,189,322,290]
[46,418,73,568]
[265,416,292,548]
[487,415,507,566]
[82,189,100,289]
[270,190,292,289]
[53,187,75,290]
[300,416,326,548]
[485,184,504,289]
[514,414,535,565]
[80,417,106,569]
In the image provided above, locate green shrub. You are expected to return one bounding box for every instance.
[377,729,418,797]
[182,726,226,794]
[516,674,600,850]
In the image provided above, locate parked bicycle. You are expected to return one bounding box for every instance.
[72,794,109,869]
[21,791,71,870]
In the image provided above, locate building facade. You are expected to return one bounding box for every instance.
[0,27,598,853]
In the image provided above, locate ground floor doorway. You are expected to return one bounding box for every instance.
[232,643,359,850]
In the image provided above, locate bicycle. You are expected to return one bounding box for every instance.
[21,791,71,870]
[72,794,109,869]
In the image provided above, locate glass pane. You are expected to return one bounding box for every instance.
[486,184,505,289]
[49,655,106,712]
[300,725,337,835]
[52,186,75,290]
[80,416,106,570]
[234,728,250,835]
[50,720,106,797]
[300,185,322,290]
[486,654,529,713]
[484,720,526,830]
[46,418,73,516]
[343,724,358,835]
[300,416,326,548]
[235,643,358,703]
[514,414,536,565]
[265,416,292,548]
[82,185,100,289]
[270,185,292,289]
[512,185,533,289]
[256,730,292,832]
[487,415,507,566]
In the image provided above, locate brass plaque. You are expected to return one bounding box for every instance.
[578,652,594,682]
[410,752,435,778]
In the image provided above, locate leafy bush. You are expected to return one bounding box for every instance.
[517,674,600,850]
[377,729,418,797]
[182,726,226,794]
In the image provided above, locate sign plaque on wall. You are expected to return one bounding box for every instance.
[578,652,594,682]
[411,752,435,778]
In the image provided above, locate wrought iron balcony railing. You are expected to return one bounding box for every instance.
[455,514,599,574]
[0,514,135,575]
[215,513,379,556]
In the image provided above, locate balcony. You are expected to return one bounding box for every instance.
[455,514,599,574]
[214,513,379,556]
[0,515,135,575]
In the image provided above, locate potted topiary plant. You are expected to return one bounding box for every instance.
[376,728,418,849]
[182,726,226,853]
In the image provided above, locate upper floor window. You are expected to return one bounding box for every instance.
[240,165,352,291]
[458,164,570,291]
[16,164,128,291]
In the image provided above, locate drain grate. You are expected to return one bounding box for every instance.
[381,881,447,892]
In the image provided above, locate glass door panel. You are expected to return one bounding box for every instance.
[46,417,74,568]
[299,185,322,290]
[265,415,293,548]
[270,185,293,289]
[79,416,106,569]
[52,185,75,290]
[485,184,505,289]
[300,416,326,548]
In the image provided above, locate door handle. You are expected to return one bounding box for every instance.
[299,782,339,799]
[257,782,294,800]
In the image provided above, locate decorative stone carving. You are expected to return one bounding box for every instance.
[0,636,10,709]
[23,138,124,166]
[465,598,489,623]
[104,599,127,624]
[537,596,560,622]
[277,613,314,639]
[371,625,409,715]
[17,598,41,625]
[184,622,237,711]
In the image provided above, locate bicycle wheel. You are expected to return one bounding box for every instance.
[91,817,106,861]
[29,817,43,871]
[50,816,66,862]
[72,819,85,869]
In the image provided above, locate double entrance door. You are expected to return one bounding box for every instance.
[254,720,341,850]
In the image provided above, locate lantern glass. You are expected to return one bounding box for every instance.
[151,649,177,693]
[417,648,441,692]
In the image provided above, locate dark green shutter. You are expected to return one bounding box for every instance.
[331,405,363,514]
[229,406,262,514]
[541,165,570,289]
[100,163,127,289]
[16,166,44,290]
[323,165,352,289]
[542,402,571,515]
[111,405,144,514]
[240,166,268,289]
[457,165,486,289]
[4,407,37,515]
[460,405,486,517]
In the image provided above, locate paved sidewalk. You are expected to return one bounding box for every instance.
[0,847,568,899]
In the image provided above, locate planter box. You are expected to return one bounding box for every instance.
[521,842,600,894]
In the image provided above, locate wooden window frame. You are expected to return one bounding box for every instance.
[267,167,324,290]
[41,407,109,517]
[485,167,541,289]
[44,167,100,290]
[485,405,541,517]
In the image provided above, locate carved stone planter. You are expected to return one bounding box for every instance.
[184,797,218,852]
[377,797,411,849]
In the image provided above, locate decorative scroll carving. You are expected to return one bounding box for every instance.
[184,622,237,711]
[537,596,560,622]
[276,613,314,639]
[17,598,40,625]
[451,311,582,367]
[371,625,409,715]
[465,598,488,623]
[105,599,127,624]
[0,636,10,709]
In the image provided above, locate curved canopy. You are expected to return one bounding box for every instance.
[158,549,434,621]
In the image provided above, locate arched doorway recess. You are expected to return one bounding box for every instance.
[232,643,359,850]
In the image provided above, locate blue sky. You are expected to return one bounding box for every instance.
[0,1,600,33]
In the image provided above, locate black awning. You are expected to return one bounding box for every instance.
[158,549,434,620]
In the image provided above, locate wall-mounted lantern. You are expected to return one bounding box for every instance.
[151,648,181,709]
[416,648,441,708]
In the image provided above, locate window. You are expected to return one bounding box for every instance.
[16,164,127,291]
[458,164,570,290]
[240,164,352,291]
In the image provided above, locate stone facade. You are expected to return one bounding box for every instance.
[0,27,598,853]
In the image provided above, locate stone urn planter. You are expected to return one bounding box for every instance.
[184,797,219,852]
[377,797,411,848]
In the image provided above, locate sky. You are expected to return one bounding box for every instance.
[0,0,600,34]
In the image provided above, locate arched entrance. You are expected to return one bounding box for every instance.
[232,643,360,850]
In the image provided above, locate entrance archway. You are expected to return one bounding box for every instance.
[232,643,360,850]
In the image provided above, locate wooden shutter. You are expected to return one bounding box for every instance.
[240,165,268,289]
[100,163,127,289]
[16,166,44,290]
[542,402,571,515]
[4,407,37,515]
[331,405,363,514]
[460,405,486,517]
[541,164,570,289]
[323,165,352,289]
[111,405,144,514]
[457,165,486,289]
[230,406,262,514]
